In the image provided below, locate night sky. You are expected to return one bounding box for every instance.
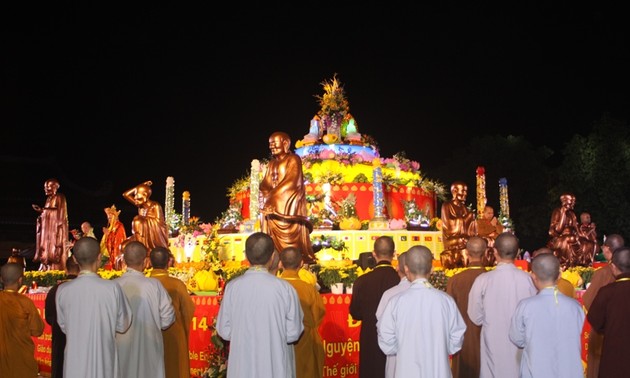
[2,4,628,242]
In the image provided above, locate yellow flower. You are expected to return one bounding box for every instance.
[561,270,583,288]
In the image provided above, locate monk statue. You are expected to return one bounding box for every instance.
[122,181,170,267]
[475,205,504,266]
[440,181,477,269]
[100,204,128,270]
[577,211,598,266]
[547,193,581,268]
[32,178,71,271]
[260,131,316,264]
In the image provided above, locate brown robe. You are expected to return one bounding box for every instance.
[586,272,630,378]
[582,264,616,378]
[149,269,196,378]
[349,261,400,378]
[280,269,326,378]
[446,264,487,378]
[0,290,45,378]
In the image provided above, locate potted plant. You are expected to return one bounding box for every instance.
[318,265,344,293]
[341,264,358,293]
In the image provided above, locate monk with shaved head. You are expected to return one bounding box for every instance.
[0,263,45,377]
[509,253,585,377]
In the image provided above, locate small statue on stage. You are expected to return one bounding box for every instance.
[577,211,598,266]
[101,205,127,270]
[476,205,504,266]
[440,181,477,269]
[122,181,170,268]
[260,131,316,264]
[547,193,584,268]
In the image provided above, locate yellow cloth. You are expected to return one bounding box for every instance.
[280,269,326,378]
[557,277,576,298]
[149,269,196,378]
[0,291,45,378]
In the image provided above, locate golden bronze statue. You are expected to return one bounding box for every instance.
[260,131,316,264]
[122,181,169,267]
[32,178,70,271]
[476,205,504,266]
[440,181,477,269]
[577,212,598,266]
[547,193,581,268]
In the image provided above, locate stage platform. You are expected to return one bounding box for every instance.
[169,229,444,263]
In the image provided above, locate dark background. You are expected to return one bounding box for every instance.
[2,4,628,254]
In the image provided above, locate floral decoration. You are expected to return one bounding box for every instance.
[203,306,228,378]
[310,235,347,252]
[218,203,243,230]
[317,265,345,287]
[381,151,421,174]
[340,264,359,286]
[401,199,430,227]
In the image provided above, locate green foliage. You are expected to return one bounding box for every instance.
[353,173,370,183]
[226,175,250,201]
[555,114,630,238]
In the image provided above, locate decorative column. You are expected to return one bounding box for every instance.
[369,158,388,230]
[476,166,487,218]
[499,177,510,219]
[242,159,261,233]
[165,176,176,234]
[249,159,261,221]
[182,191,190,226]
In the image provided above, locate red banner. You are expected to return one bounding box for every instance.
[320,294,361,377]
[29,293,52,376]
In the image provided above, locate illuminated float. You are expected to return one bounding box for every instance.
[216,76,447,261]
[168,76,447,262]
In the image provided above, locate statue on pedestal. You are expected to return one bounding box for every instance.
[440,181,477,269]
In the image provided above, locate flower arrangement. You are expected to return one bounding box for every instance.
[199,223,226,272]
[428,269,449,291]
[417,178,448,202]
[317,265,345,287]
[498,212,515,232]
[301,148,368,169]
[429,217,442,231]
[310,235,347,253]
[381,151,421,174]
[340,264,359,286]
[217,203,243,230]
[401,199,430,227]
[97,269,124,280]
[174,216,206,248]
[226,174,250,202]
[23,270,66,288]
[203,306,228,378]
[177,216,205,236]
